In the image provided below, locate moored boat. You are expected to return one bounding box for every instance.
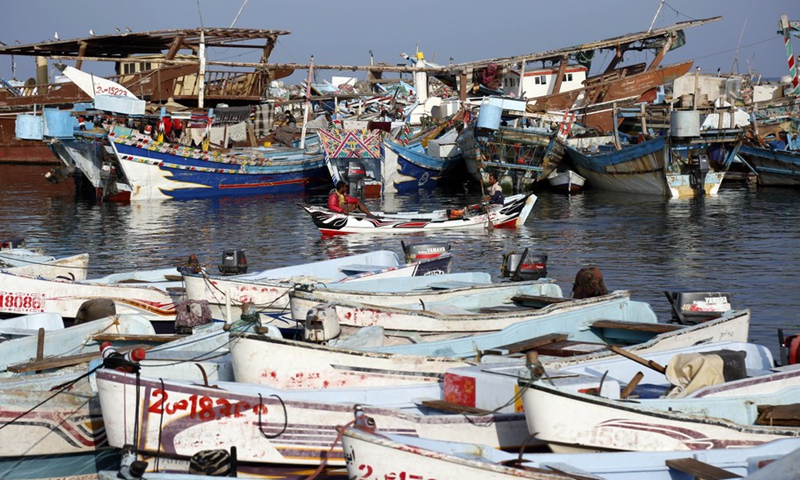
[341,422,800,480]
[302,193,535,235]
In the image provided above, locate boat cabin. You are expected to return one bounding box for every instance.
[503,65,587,99]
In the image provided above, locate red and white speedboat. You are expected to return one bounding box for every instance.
[302,193,536,235]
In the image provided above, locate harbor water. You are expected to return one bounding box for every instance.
[2,164,800,360]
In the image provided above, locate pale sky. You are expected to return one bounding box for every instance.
[1,0,797,84]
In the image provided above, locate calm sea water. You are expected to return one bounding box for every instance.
[2,164,799,358]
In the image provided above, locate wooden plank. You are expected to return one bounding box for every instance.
[8,344,152,373]
[511,295,572,308]
[478,305,534,313]
[665,458,742,479]
[609,345,666,374]
[420,400,491,415]
[536,340,609,357]
[91,333,183,343]
[591,319,681,334]
[483,333,569,356]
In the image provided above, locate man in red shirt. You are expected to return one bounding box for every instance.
[328,181,372,215]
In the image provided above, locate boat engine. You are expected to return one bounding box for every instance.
[218,249,247,275]
[501,248,548,281]
[347,161,367,198]
[401,241,451,263]
[689,154,709,194]
[304,303,341,343]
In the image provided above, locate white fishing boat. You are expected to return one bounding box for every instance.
[95,368,528,472]
[302,193,535,235]
[290,278,564,340]
[522,359,800,453]
[547,168,585,194]
[183,249,453,323]
[0,269,179,329]
[228,307,750,390]
[341,422,800,480]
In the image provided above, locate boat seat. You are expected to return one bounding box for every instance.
[510,295,572,308]
[339,264,392,274]
[482,333,569,356]
[534,340,610,357]
[426,281,485,290]
[419,400,492,415]
[590,319,682,334]
[665,458,742,479]
[478,305,536,313]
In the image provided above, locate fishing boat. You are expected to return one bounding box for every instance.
[547,168,585,194]
[289,279,567,339]
[0,269,179,330]
[341,422,800,480]
[95,368,530,474]
[441,339,769,414]
[302,193,535,235]
[522,356,800,453]
[182,250,453,323]
[228,307,750,389]
[738,143,800,187]
[0,238,90,281]
[565,108,743,197]
[108,129,330,201]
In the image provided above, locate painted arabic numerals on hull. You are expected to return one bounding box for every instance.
[148,389,268,422]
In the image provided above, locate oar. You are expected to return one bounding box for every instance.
[609,345,666,374]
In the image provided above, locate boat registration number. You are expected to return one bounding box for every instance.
[0,291,45,313]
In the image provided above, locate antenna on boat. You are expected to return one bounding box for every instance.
[730,17,748,74]
[196,0,205,28]
[648,0,666,33]
[230,0,250,28]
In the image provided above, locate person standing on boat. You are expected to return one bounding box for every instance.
[485,172,504,205]
[328,181,372,215]
[274,111,299,147]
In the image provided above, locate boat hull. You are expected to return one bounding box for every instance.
[111,134,330,201]
[739,144,800,187]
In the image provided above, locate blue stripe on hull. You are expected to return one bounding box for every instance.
[157,167,331,199]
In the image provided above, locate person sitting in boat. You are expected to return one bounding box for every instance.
[572,266,608,299]
[484,172,504,205]
[274,111,299,147]
[328,181,372,216]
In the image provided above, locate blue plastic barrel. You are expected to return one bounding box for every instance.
[477,104,502,131]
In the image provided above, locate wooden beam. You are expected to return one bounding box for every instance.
[49,55,451,73]
[8,344,152,373]
[609,345,666,374]
[165,36,185,60]
[550,56,569,95]
[75,41,88,70]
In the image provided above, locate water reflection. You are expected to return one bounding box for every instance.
[2,166,800,356]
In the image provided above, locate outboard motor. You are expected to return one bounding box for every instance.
[218,250,247,275]
[304,303,342,343]
[401,241,451,263]
[347,161,367,198]
[501,248,548,281]
[689,154,709,194]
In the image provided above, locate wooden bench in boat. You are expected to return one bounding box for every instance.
[590,319,682,334]
[511,294,572,308]
[7,344,153,373]
[482,333,569,356]
[426,281,486,290]
[478,295,571,313]
[420,400,492,415]
[339,264,394,274]
[665,458,742,479]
